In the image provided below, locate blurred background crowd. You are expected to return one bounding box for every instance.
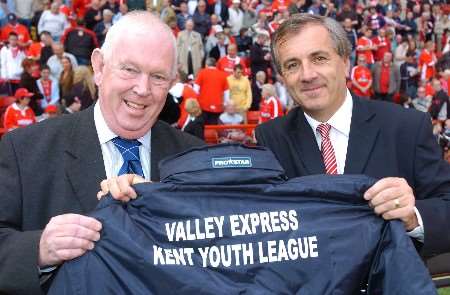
[0,0,449,157]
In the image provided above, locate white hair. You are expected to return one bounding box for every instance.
[100,11,177,77]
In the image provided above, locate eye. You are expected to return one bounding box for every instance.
[314,56,328,63]
[285,62,299,71]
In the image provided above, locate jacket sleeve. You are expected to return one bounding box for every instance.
[0,133,44,295]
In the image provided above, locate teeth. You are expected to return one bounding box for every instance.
[125,100,145,110]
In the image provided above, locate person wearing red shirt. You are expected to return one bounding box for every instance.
[372,27,391,62]
[3,88,36,131]
[350,55,373,99]
[259,83,283,123]
[356,28,375,66]
[419,41,437,82]
[372,52,400,102]
[1,13,32,48]
[217,44,247,76]
[72,0,91,19]
[271,0,290,13]
[195,58,230,124]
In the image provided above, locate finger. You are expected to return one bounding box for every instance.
[364,177,399,200]
[55,248,90,261]
[97,190,105,200]
[53,236,96,251]
[373,195,409,216]
[118,175,138,199]
[51,214,102,231]
[108,177,126,201]
[368,186,403,207]
[100,179,110,195]
[381,206,416,221]
[131,174,147,185]
[51,224,101,241]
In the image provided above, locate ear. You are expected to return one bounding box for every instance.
[344,57,351,79]
[91,49,104,86]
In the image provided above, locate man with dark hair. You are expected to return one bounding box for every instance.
[61,18,99,65]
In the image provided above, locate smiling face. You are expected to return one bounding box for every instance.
[276,25,349,122]
[92,26,176,139]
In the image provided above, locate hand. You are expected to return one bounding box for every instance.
[364,177,419,231]
[38,214,102,267]
[97,174,147,202]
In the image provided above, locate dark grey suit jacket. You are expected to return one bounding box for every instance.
[255,97,450,258]
[0,106,204,294]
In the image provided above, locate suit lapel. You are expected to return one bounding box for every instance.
[288,109,325,175]
[344,97,379,174]
[150,121,162,182]
[65,106,106,212]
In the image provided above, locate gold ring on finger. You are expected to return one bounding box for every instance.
[394,198,400,209]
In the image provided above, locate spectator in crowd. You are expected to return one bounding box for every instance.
[180,97,205,139]
[228,0,244,36]
[37,64,60,110]
[372,51,400,102]
[3,87,36,131]
[356,27,375,67]
[400,51,419,99]
[227,64,252,116]
[195,57,229,124]
[218,101,251,144]
[241,1,257,29]
[342,18,357,66]
[250,30,271,81]
[160,0,176,25]
[42,104,60,120]
[367,4,385,35]
[372,27,391,62]
[394,35,409,67]
[19,57,44,116]
[177,18,204,77]
[254,14,450,259]
[0,32,26,81]
[71,66,96,110]
[193,0,211,40]
[27,30,53,65]
[419,40,437,83]
[400,10,417,36]
[176,1,191,31]
[207,0,229,26]
[350,54,373,100]
[209,28,228,61]
[430,78,450,121]
[412,86,432,113]
[112,3,128,24]
[46,42,78,80]
[217,43,247,76]
[94,9,114,46]
[235,27,253,56]
[59,56,75,98]
[336,3,357,25]
[13,0,34,28]
[37,2,69,41]
[0,11,204,294]
[250,70,266,111]
[288,0,308,15]
[61,19,99,66]
[259,83,283,123]
[0,13,32,48]
[84,0,103,30]
[61,92,82,114]
[250,11,269,39]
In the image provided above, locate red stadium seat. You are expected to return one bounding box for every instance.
[246,111,260,124]
[204,129,219,144]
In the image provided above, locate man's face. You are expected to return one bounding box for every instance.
[417,87,426,98]
[277,25,349,121]
[8,35,18,47]
[92,31,176,139]
[228,45,237,57]
[41,69,50,80]
[383,52,392,64]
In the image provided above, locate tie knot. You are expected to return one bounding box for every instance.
[112,137,142,162]
[317,123,331,139]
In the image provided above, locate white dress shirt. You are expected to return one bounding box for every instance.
[304,89,424,242]
[94,103,151,180]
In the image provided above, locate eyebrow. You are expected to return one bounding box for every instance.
[282,50,331,66]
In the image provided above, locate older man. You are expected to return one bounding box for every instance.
[0,11,203,295]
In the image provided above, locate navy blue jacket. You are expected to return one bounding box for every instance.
[48,145,436,295]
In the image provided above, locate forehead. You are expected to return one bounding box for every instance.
[111,31,175,74]
[277,25,336,60]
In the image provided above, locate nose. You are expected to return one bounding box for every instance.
[299,60,319,82]
[133,74,151,96]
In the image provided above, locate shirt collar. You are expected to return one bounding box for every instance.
[304,89,353,137]
[94,102,151,149]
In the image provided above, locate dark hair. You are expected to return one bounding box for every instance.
[8,32,18,38]
[41,64,51,71]
[234,64,243,71]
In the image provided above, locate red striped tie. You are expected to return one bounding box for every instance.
[317,123,338,175]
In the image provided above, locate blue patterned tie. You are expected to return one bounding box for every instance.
[112,137,145,178]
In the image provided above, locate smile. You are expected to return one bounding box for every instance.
[125,100,146,110]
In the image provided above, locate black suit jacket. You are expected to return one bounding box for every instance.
[183,116,205,140]
[255,97,450,258]
[0,106,204,294]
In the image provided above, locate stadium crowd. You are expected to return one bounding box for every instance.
[0,0,449,153]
